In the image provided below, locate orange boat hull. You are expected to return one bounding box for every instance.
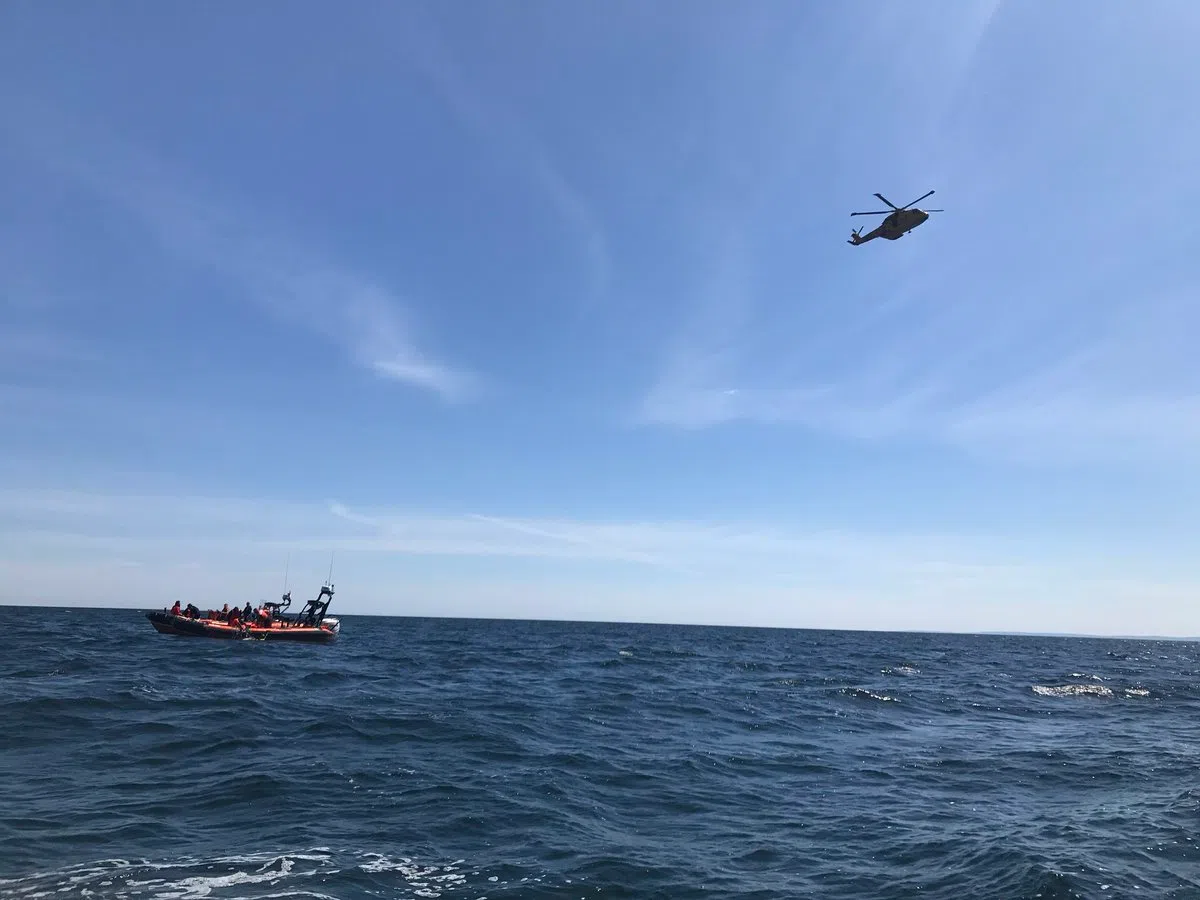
[145,610,338,643]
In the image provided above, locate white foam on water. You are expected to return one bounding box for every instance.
[1032,684,1114,698]
[2,850,535,900]
[1,854,320,900]
[123,858,314,899]
[842,687,899,703]
[353,854,488,897]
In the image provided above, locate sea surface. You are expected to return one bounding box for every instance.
[2,606,1199,900]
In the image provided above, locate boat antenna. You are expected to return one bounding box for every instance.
[283,552,291,593]
[327,550,335,587]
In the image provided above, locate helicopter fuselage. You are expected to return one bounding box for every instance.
[850,209,930,244]
[879,208,929,238]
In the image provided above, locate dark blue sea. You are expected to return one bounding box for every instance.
[3,606,1199,899]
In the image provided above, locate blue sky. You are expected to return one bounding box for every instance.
[3,1,1200,634]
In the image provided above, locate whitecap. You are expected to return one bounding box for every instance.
[1032,684,1114,698]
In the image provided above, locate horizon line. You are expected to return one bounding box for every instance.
[3,602,1196,643]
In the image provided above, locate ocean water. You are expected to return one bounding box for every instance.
[2,606,1199,900]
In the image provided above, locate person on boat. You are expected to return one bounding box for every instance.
[170,600,182,616]
[228,605,241,627]
[219,603,230,621]
[184,603,200,619]
[242,602,253,620]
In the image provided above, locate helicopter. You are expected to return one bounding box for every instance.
[847,190,943,245]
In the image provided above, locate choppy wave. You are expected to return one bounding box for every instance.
[3,608,1200,899]
[1032,677,1157,700]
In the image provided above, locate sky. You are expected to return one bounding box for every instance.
[3,1,1200,635]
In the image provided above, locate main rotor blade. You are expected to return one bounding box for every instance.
[873,193,899,209]
[923,208,944,213]
[850,210,890,216]
[900,189,936,210]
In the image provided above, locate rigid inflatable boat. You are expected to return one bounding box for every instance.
[146,583,341,643]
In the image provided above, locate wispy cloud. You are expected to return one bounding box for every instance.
[639,240,1200,464]
[3,104,478,402]
[638,300,1200,468]
[2,485,1197,633]
[0,485,1013,573]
